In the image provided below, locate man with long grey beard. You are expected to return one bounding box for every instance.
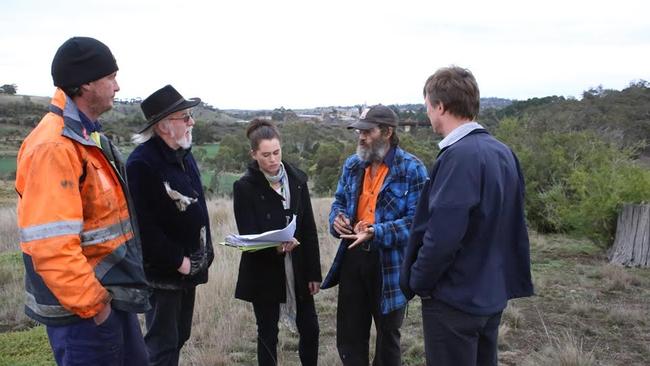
[321,105,428,365]
[126,84,214,366]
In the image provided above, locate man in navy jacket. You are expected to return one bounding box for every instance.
[400,66,533,366]
[127,85,214,366]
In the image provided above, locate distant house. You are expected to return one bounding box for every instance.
[297,114,323,121]
[322,107,361,124]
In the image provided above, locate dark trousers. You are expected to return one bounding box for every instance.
[421,297,502,366]
[46,308,147,366]
[144,287,196,366]
[337,246,405,366]
[252,296,319,366]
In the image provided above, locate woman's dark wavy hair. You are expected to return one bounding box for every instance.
[246,118,281,151]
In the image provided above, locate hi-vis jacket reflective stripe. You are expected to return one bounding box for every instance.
[16,89,150,326]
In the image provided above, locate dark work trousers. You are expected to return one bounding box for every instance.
[337,246,405,366]
[252,296,320,366]
[144,287,196,366]
[421,297,503,366]
[46,308,147,366]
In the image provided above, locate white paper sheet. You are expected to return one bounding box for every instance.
[224,215,297,247]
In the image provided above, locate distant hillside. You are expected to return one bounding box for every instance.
[0,94,49,143]
[0,94,49,106]
[394,97,512,114]
[480,97,514,110]
[481,81,650,157]
[0,93,238,145]
[1,84,648,158]
[387,98,513,126]
[223,98,514,125]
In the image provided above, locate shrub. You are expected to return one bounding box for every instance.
[496,118,650,247]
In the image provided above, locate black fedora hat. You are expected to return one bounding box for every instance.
[139,85,201,133]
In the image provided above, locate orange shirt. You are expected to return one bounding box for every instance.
[356,163,389,225]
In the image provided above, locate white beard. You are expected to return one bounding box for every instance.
[173,127,193,149]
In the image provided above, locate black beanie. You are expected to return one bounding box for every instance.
[51,37,119,88]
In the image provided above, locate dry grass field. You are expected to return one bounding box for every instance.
[0,198,649,365]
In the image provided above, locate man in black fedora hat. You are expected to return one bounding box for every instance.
[126,84,214,366]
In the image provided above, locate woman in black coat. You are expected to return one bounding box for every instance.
[233,119,322,366]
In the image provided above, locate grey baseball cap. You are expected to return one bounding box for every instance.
[348,104,399,130]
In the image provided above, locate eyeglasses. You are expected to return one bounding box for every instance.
[354,128,379,136]
[167,112,194,123]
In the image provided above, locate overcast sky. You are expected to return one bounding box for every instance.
[1,0,649,109]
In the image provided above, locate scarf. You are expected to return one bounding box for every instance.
[263,162,286,185]
[265,162,298,333]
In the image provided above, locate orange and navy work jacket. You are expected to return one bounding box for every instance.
[16,89,150,326]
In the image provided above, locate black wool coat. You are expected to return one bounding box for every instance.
[233,161,322,303]
[126,136,214,288]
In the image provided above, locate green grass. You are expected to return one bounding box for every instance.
[0,250,29,333]
[217,173,239,191]
[0,142,228,199]
[0,140,223,180]
[116,142,218,162]
[531,234,602,258]
[0,251,21,286]
[203,171,241,196]
[194,143,220,158]
[0,181,16,206]
[0,156,16,176]
[0,326,55,366]
[0,251,20,266]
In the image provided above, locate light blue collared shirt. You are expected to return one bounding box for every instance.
[438,122,484,149]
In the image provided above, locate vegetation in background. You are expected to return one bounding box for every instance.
[0,96,47,140]
[483,81,650,156]
[0,84,18,95]
[495,116,650,247]
[1,82,649,241]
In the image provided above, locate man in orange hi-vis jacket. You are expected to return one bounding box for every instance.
[15,37,150,366]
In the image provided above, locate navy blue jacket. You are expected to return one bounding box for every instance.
[401,129,533,315]
[126,136,214,288]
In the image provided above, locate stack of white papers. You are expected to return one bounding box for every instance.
[221,215,297,252]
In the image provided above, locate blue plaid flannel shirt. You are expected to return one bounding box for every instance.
[321,146,428,314]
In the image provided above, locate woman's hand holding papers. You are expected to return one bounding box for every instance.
[277,237,300,254]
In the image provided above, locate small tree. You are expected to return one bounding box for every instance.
[1,84,17,95]
[313,141,346,194]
